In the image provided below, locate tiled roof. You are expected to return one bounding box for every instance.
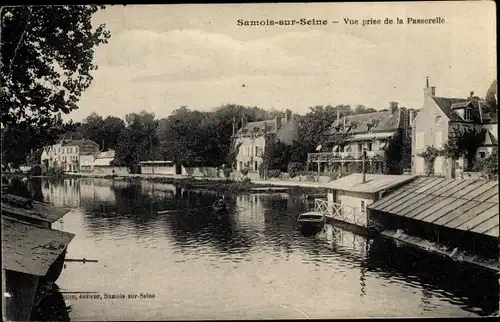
[235,119,277,136]
[328,110,400,135]
[482,130,498,146]
[432,97,466,121]
[96,149,116,159]
[326,173,417,193]
[433,97,490,123]
[234,117,298,139]
[62,139,99,147]
[368,177,499,238]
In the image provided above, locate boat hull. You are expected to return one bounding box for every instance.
[297,221,324,235]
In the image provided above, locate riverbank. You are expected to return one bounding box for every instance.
[2,172,328,195]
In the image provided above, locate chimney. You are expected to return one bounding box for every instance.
[241,115,246,129]
[389,102,398,114]
[409,109,414,127]
[424,76,436,98]
[361,150,367,183]
[285,109,292,123]
[275,116,282,130]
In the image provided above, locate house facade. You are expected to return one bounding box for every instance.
[308,102,415,174]
[412,78,498,176]
[232,109,298,173]
[41,139,100,172]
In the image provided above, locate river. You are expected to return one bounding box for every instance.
[4,177,499,320]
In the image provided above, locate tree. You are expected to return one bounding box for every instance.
[1,5,110,129]
[113,111,158,170]
[1,116,79,168]
[354,105,377,115]
[102,116,125,150]
[81,112,105,147]
[485,79,497,111]
[290,105,353,163]
[443,126,485,170]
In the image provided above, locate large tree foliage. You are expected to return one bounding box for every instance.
[79,113,125,150]
[1,115,79,168]
[0,5,110,128]
[290,105,353,163]
[485,79,497,111]
[112,111,159,170]
[156,104,278,167]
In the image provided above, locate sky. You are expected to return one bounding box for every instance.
[67,1,496,122]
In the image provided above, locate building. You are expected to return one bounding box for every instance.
[367,177,499,269]
[308,103,416,174]
[41,139,100,172]
[140,160,177,175]
[412,77,498,176]
[232,109,298,173]
[314,173,416,228]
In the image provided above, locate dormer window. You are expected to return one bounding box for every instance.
[465,108,471,121]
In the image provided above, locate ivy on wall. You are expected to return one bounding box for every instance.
[418,145,443,175]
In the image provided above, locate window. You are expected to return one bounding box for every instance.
[358,143,363,152]
[360,200,366,213]
[256,146,262,157]
[435,130,443,147]
[435,115,442,124]
[416,132,424,149]
[479,151,486,159]
[367,142,373,151]
[465,108,471,121]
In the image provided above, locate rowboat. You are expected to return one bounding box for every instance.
[297,211,325,235]
[212,200,229,213]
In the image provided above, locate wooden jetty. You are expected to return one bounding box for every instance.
[1,194,74,321]
[312,173,416,230]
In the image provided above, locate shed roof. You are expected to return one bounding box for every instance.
[1,194,70,223]
[326,174,417,194]
[2,218,75,276]
[94,158,113,167]
[368,177,499,238]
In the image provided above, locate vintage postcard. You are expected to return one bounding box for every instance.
[1,1,498,321]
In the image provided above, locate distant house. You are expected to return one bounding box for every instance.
[41,139,100,172]
[319,173,417,228]
[309,102,416,174]
[232,109,298,173]
[140,160,177,175]
[412,78,498,176]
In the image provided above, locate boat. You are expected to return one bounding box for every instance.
[212,200,229,213]
[297,211,325,235]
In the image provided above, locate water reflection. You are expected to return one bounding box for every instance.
[6,177,499,319]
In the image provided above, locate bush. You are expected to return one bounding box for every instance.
[268,169,281,178]
[241,177,251,184]
[28,165,42,176]
[288,162,304,178]
[222,167,232,178]
[241,168,249,176]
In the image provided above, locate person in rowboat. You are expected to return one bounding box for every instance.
[213,195,227,210]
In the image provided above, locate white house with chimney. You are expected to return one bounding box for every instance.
[412,77,497,176]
